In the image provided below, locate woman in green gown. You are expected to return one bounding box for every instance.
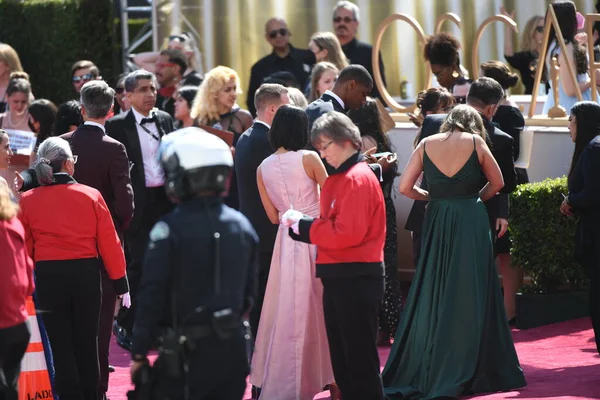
[383,105,526,399]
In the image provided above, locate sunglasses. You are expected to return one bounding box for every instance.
[535,26,544,33]
[333,16,355,24]
[115,87,125,94]
[72,73,94,83]
[268,28,289,39]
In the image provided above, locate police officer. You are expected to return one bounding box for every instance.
[129,127,259,400]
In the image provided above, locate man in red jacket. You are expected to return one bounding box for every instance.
[284,111,386,400]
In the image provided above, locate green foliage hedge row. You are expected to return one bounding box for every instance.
[0,0,150,105]
[510,176,587,293]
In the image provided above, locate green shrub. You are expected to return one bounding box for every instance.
[510,176,587,293]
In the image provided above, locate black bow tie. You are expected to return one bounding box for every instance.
[140,115,157,125]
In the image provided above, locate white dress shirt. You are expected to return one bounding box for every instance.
[131,107,164,187]
[83,120,106,133]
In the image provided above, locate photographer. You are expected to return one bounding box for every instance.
[130,128,259,400]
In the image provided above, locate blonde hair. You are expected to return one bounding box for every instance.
[439,104,487,141]
[0,178,18,220]
[287,87,308,109]
[190,66,241,123]
[0,44,23,75]
[310,32,349,71]
[521,16,544,52]
[309,62,339,102]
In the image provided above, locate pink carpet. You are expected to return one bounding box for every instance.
[107,318,600,399]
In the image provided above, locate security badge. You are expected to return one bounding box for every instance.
[149,221,170,242]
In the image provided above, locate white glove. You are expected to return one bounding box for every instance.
[290,220,300,235]
[281,209,303,227]
[121,292,132,308]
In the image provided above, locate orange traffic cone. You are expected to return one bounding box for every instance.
[18,296,53,400]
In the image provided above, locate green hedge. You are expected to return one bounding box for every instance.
[510,176,587,293]
[0,0,151,106]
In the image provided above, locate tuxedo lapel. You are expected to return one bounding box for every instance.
[321,93,345,113]
[124,111,144,170]
[153,112,167,138]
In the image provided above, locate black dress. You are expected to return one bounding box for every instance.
[505,51,548,95]
[492,105,527,254]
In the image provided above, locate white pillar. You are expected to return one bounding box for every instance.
[203,0,214,70]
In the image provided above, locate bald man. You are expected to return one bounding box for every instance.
[246,18,315,116]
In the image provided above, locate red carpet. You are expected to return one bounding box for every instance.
[107,318,600,399]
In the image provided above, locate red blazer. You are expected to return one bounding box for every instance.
[19,174,128,293]
[0,216,34,329]
[295,153,386,279]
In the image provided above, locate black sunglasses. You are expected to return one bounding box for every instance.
[333,16,355,24]
[268,28,288,39]
[72,73,94,83]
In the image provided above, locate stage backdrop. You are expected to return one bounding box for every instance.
[155,0,596,108]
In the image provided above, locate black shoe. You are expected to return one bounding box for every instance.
[108,365,115,373]
[113,321,132,352]
[251,385,261,399]
[508,317,516,326]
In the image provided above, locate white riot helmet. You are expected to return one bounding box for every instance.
[159,127,233,201]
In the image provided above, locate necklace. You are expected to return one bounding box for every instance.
[7,111,27,128]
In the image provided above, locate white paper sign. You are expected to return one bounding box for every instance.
[5,129,35,155]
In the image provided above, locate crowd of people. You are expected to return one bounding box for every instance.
[1,1,600,400]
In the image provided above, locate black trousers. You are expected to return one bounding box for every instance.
[36,259,102,400]
[118,187,173,333]
[249,251,272,341]
[321,276,385,400]
[98,268,116,397]
[0,323,30,400]
[580,242,600,354]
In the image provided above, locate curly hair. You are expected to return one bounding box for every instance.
[423,32,461,67]
[190,66,241,123]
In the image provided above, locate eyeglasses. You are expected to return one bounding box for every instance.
[72,73,94,83]
[318,141,334,152]
[268,28,289,39]
[535,26,544,33]
[115,87,125,94]
[333,16,356,24]
[71,155,78,164]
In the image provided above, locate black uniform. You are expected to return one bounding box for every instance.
[131,196,259,400]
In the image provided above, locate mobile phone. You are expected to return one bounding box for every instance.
[372,152,392,158]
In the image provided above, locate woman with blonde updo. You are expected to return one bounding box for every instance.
[0,44,24,113]
[191,66,253,138]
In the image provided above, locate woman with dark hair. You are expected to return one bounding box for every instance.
[423,32,471,101]
[410,86,455,134]
[250,105,337,400]
[52,100,83,136]
[348,99,401,345]
[543,1,592,115]
[19,137,128,399]
[561,101,600,355]
[173,85,198,128]
[481,60,526,324]
[28,99,57,152]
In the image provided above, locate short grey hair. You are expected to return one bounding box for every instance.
[333,1,360,22]
[124,69,157,93]
[34,137,73,186]
[80,80,115,119]
[311,111,361,149]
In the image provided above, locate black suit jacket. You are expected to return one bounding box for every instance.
[306,92,345,131]
[105,109,174,232]
[405,113,517,233]
[20,124,135,235]
[234,121,278,254]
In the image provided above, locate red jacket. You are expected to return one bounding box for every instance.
[19,174,128,293]
[0,217,34,329]
[296,153,386,278]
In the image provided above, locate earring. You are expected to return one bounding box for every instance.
[452,70,460,78]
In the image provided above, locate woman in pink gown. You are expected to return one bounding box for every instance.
[250,105,338,400]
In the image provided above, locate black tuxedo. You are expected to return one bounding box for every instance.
[306,92,345,130]
[405,113,516,263]
[234,121,276,339]
[105,109,175,338]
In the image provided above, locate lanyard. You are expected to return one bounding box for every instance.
[138,121,160,141]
